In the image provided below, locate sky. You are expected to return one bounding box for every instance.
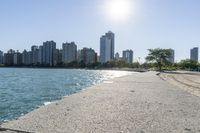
[0,0,200,62]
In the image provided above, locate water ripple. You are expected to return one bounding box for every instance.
[0,68,132,122]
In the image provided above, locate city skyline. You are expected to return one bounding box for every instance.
[0,31,137,66]
[1,38,200,63]
[0,0,200,61]
[0,35,199,62]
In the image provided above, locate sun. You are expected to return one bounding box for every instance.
[104,0,133,22]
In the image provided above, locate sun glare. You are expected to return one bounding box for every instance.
[104,0,133,22]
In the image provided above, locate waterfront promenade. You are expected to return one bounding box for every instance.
[1,71,200,133]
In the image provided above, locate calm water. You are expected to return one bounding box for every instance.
[0,68,131,122]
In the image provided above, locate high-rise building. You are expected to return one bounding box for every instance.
[168,49,175,63]
[31,45,39,65]
[97,56,100,63]
[62,42,77,64]
[100,31,115,63]
[55,49,62,65]
[38,46,43,65]
[22,50,29,65]
[80,48,97,65]
[115,52,120,61]
[13,51,22,65]
[190,47,198,62]
[27,51,33,65]
[42,41,56,66]
[4,49,15,66]
[0,50,3,64]
[100,35,111,63]
[77,50,82,62]
[123,50,133,64]
[106,31,115,59]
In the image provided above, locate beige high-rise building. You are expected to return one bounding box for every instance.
[62,42,77,64]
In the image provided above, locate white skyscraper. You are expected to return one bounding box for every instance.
[100,31,115,63]
[105,31,115,59]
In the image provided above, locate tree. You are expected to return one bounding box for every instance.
[178,59,199,70]
[130,62,140,68]
[145,48,172,71]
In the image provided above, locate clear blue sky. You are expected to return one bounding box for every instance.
[0,0,200,62]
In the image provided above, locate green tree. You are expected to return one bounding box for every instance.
[130,62,140,68]
[145,48,172,71]
[178,59,199,70]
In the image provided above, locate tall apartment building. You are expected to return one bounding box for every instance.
[38,46,43,65]
[27,51,33,65]
[115,52,120,61]
[22,50,29,65]
[77,50,82,62]
[80,48,97,65]
[0,50,3,64]
[31,45,39,65]
[13,51,22,65]
[42,41,56,66]
[100,31,115,63]
[62,42,77,64]
[123,50,133,64]
[55,49,62,65]
[190,47,198,62]
[105,31,115,60]
[4,49,15,66]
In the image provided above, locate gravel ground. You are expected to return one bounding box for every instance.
[1,71,200,133]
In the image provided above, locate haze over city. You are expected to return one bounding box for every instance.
[0,0,200,61]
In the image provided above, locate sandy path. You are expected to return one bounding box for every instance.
[160,71,200,97]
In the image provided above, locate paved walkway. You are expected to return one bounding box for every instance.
[1,72,200,133]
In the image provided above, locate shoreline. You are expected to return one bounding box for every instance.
[0,70,135,124]
[0,67,148,73]
[0,73,136,130]
[1,71,200,132]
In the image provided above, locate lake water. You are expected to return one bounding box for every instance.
[0,68,131,122]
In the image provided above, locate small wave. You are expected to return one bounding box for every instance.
[44,102,52,106]
[76,83,81,86]
[3,119,8,122]
[20,113,24,116]
[65,83,80,86]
